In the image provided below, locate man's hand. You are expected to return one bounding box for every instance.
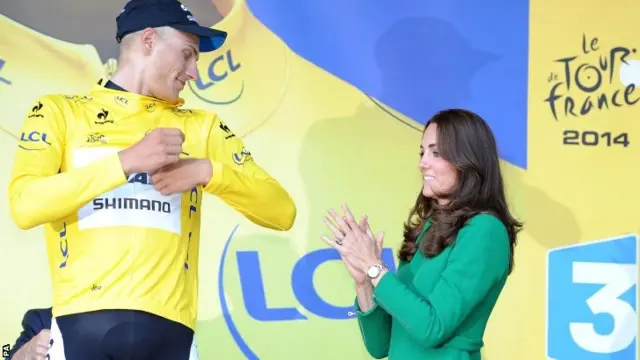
[13,329,50,360]
[119,128,185,176]
[150,158,213,195]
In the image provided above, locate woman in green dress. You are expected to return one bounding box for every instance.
[322,109,522,360]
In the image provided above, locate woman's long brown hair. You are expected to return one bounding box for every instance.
[398,109,522,274]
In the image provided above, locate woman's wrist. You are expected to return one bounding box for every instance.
[360,257,383,274]
[355,280,376,313]
[370,268,389,287]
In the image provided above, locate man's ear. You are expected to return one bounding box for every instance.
[140,27,159,55]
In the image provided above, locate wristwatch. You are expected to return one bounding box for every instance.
[366,263,388,279]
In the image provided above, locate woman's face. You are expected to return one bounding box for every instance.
[419,123,458,204]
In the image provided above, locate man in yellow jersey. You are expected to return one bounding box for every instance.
[8,0,296,359]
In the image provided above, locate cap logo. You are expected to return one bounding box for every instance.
[180,3,197,21]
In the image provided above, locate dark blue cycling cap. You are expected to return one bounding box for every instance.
[116,0,227,52]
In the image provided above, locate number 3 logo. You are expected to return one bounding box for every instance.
[570,262,638,353]
[547,234,638,360]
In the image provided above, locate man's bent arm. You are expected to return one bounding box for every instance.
[9,96,127,230]
[9,308,52,360]
[203,116,296,230]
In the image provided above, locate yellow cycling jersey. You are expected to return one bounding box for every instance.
[8,83,296,330]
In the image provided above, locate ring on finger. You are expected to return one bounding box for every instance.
[335,239,343,246]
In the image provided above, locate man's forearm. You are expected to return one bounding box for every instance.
[9,153,127,229]
[203,160,296,231]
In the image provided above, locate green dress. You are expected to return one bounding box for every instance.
[355,214,510,359]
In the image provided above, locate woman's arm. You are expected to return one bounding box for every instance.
[369,214,510,348]
[354,282,392,359]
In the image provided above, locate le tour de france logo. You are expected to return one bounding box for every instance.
[543,34,638,148]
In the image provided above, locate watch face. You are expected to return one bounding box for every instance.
[367,265,380,278]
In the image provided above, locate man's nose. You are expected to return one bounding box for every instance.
[185,63,198,81]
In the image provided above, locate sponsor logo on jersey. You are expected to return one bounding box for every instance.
[92,197,171,213]
[172,108,194,117]
[219,121,236,140]
[232,148,251,165]
[28,101,44,118]
[114,95,129,106]
[75,148,182,234]
[86,132,107,144]
[64,95,93,104]
[95,108,114,125]
[58,222,69,269]
[19,130,52,151]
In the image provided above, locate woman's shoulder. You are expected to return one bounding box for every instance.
[452,213,511,274]
[465,212,507,231]
[456,213,509,249]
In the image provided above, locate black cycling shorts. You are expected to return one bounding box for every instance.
[48,309,198,360]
